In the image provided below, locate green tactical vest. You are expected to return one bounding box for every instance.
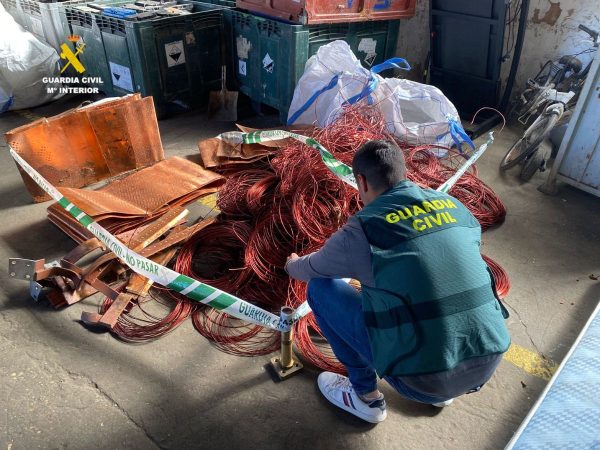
[355,180,510,377]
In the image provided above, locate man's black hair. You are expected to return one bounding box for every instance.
[352,140,407,191]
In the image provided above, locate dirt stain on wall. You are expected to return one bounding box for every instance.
[532,0,563,26]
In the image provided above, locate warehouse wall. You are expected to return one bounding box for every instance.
[395,0,600,93]
[394,0,430,82]
[510,0,600,92]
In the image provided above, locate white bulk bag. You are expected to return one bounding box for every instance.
[0,3,62,112]
[287,40,473,149]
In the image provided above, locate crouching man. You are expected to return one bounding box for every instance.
[285,140,510,423]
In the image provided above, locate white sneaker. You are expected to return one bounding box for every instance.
[432,399,454,408]
[317,372,387,423]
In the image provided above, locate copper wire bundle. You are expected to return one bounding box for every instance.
[177,105,510,369]
[482,254,511,299]
[100,285,195,343]
[217,169,274,218]
[192,305,280,357]
[177,220,253,292]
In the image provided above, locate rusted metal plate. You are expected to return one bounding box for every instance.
[198,138,272,168]
[47,157,224,242]
[235,0,415,24]
[57,157,223,217]
[5,94,164,202]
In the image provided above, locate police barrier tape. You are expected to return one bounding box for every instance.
[10,131,492,333]
[9,147,296,332]
[436,133,494,194]
[219,130,494,194]
[220,130,358,189]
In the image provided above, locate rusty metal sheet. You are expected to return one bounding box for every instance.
[5,94,164,202]
[198,138,271,168]
[47,158,223,243]
[58,157,223,216]
[85,96,164,173]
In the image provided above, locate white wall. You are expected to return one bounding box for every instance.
[512,0,599,91]
[394,0,429,82]
[394,0,600,94]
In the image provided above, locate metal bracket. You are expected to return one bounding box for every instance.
[542,89,575,104]
[29,281,43,302]
[270,356,303,380]
[8,258,40,281]
[45,260,61,269]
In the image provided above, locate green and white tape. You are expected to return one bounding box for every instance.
[9,147,295,332]
[220,130,357,189]
[12,129,492,334]
[219,130,494,194]
[436,133,494,194]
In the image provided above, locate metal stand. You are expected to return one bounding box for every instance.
[270,307,303,380]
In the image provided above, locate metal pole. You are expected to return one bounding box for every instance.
[499,0,531,113]
[270,306,303,380]
[280,307,295,369]
[437,132,494,193]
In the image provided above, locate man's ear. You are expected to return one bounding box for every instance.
[357,174,368,192]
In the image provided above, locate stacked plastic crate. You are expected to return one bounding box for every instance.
[227,0,416,122]
[61,0,227,116]
[7,0,415,119]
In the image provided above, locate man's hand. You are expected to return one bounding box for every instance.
[284,253,299,275]
[284,253,299,274]
[286,253,299,265]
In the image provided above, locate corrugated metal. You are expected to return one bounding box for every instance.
[544,49,600,196]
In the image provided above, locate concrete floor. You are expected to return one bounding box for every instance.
[1,95,599,450]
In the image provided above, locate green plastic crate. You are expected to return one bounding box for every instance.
[64,1,225,117]
[65,5,114,89]
[225,10,400,123]
[201,0,234,8]
[19,0,46,40]
[61,0,142,79]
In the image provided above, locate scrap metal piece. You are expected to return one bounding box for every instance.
[8,258,82,303]
[46,157,223,243]
[29,281,43,301]
[125,207,189,250]
[8,258,41,281]
[198,138,271,169]
[80,247,178,329]
[46,208,190,308]
[5,94,164,202]
[96,293,135,327]
[80,312,104,325]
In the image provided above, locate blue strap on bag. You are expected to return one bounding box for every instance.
[287,57,411,126]
[0,95,14,114]
[436,117,475,150]
[286,74,340,126]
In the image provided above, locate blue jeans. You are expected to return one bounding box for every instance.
[307,278,451,404]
